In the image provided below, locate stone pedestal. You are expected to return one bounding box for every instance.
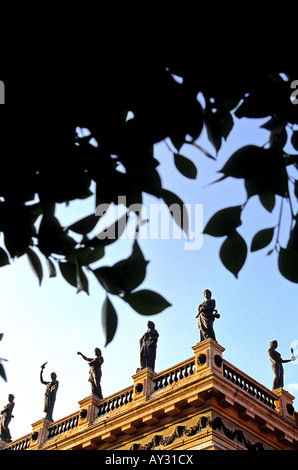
[30,418,52,450]
[78,395,103,428]
[274,388,296,423]
[192,339,225,375]
[132,367,156,403]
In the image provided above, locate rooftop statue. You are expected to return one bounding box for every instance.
[0,394,15,443]
[40,363,59,422]
[139,321,159,372]
[196,289,220,342]
[77,348,104,399]
[268,340,295,390]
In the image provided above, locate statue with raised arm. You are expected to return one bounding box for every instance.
[0,394,15,442]
[40,362,59,422]
[77,348,104,399]
[268,340,295,390]
[139,321,159,372]
[196,289,220,342]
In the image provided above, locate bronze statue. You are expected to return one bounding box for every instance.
[268,340,294,390]
[0,394,14,442]
[139,321,159,372]
[40,362,59,422]
[77,348,104,399]
[196,289,220,342]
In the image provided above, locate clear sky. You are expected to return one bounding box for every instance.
[0,106,297,441]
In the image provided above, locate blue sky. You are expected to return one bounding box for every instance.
[0,110,297,441]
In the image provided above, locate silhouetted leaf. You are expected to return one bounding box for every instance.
[161,188,189,237]
[26,248,43,286]
[278,248,298,283]
[46,258,56,278]
[68,213,99,235]
[251,228,275,252]
[76,262,89,295]
[84,246,105,265]
[288,222,298,252]
[171,135,185,152]
[204,110,222,153]
[102,296,118,346]
[58,261,77,288]
[220,145,287,197]
[92,266,125,295]
[0,247,10,267]
[295,181,298,200]
[219,145,269,179]
[259,191,276,213]
[291,131,298,151]
[173,153,197,179]
[220,231,247,278]
[113,240,149,292]
[204,206,242,237]
[123,289,172,315]
[0,363,7,381]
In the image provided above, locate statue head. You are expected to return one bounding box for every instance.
[51,372,57,381]
[204,289,212,299]
[8,394,14,402]
[270,340,278,349]
[147,321,155,330]
[94,347,102,357]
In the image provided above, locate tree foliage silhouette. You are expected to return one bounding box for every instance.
[0,65,297,348]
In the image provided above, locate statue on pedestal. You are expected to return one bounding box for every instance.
[268,340,294,390]
[77,348,104,399]
[40,362,59,422]
[196,289,220,342]
[0,394,14,442]
[139,321,159,372]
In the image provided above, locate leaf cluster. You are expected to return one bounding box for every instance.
[0,66,297,346]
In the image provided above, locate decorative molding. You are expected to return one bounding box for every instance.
[129,416,265,451]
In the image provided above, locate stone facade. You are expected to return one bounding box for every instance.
[2,339,298,450]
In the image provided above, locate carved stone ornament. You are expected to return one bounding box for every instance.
[197,354,206,366]
[135,383,143,394]
[214,355,223,368]
[79,409,88,420]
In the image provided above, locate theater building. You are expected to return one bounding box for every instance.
[1,339,298,451]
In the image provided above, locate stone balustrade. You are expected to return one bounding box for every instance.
[1,339,297,450]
